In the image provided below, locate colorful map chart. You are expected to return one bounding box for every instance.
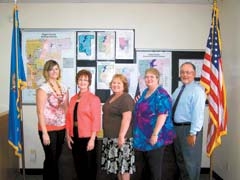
[22,31,76,104]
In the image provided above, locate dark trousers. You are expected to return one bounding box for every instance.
[72,127,97,180]
[174,126,203,180]
[39,129,65,180]
[134,146,165,180]
[161,144,179,180]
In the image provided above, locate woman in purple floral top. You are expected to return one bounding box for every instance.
[133,68,175,180]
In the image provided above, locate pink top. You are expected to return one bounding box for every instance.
[38,82,68,131]
[66,91,101,138]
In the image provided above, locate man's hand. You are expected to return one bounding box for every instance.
[187,134,196,146]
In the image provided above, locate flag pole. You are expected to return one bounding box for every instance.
[209,154,213,180]
[19,90,26,180]
[14,0,26,179]
[209,1,216,180]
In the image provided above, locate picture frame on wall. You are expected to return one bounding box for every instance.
[136,50,172,95]
[116,29,135,60]
[97,31,115,60]
[22,30,76,104]
[76,31,96,60]
[115,63,138,98]
[96,61,115,89]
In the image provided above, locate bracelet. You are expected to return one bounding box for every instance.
[152,134,158,136]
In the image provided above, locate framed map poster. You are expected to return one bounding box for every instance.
[96,31,115,60]
[116,30,135,60]
[136,50,172,95]
[76,31,96,60]
[21,30,76,104]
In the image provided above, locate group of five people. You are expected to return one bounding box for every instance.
[36,59,206,180]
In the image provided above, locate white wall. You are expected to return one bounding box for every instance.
[0,3,212,169]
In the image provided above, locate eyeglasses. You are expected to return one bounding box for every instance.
[180,71,194,75]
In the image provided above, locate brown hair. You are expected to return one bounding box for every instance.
[110,74,129,93]
[43,60,61,81]
[76,69,92,85]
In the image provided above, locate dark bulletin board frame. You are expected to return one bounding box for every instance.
[171,51,205,93]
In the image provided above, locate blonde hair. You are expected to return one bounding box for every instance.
[145,68,160,83]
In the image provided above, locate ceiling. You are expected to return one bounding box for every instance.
[0,0,213,4]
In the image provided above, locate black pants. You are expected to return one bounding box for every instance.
[72,127,97,180]
[134,146,165,180]
[39,129,65,180]
[161,144,179,180]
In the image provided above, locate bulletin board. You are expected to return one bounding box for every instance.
[21,29,204,104]
[75,29,136,102]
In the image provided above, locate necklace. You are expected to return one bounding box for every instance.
[49,81,64,100]
[77,92,81,101]
[47,81,65,108]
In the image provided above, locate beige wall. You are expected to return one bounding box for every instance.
[0,3,210,112]
[213,0,240,179]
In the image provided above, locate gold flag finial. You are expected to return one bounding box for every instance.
[213,0,217,7]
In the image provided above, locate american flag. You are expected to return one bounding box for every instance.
[200,2,228,157]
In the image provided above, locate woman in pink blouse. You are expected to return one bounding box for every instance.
[36,60,69,180]
[66,69,101,180]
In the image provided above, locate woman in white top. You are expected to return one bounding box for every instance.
[36,59,69,180]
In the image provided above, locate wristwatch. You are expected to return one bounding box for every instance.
[189,133,196,136]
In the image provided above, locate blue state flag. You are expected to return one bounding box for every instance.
[8,5,27,157]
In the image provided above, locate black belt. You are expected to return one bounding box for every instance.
[173,122,191,126]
